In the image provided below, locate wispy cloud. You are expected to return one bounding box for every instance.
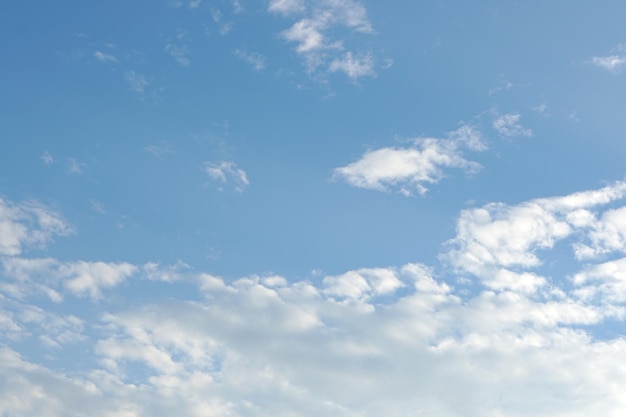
[165,42,191,66]
[590,44,626,73]
[234,49,266,71]
[41,151,54,165]
[492,112,533,138]
[0,198,72,257]
[269,0,378,80]
[328,51,375,80]
[269,0,305,15]
[205,161,249,192]
[6,184,626,414]
[333,124,486,196]
[188,0,202,9]
[93,50,118,63]
[67,158,85,175]
[144,141,174,158]
[124,71,148,93]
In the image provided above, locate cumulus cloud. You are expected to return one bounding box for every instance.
[205,161,249,192]
[1,257,138,300]
[165,42,191,66]
[125,71,148,93]
[93,51,118,63]
[5,184,626,415]
[590,45,626,74]
[269,0,377,79]
[269,0,306,15]
[444,181,626,293]
[492,112,533,138]
[328,51,375,80]
[41,150,54,165]
[0,199,71,257]
[333,124,486,196]
[234,49,266,71]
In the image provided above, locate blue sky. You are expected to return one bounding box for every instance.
[3,1,626,415]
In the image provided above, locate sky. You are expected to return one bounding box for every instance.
[2,1,626,416]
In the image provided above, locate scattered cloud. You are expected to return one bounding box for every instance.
[333,124,486,196]
[188,0,202,9]
[328,51,375,80]
[269,0,306,15]
[90,200,106,214]
[269,0,378,79]
[5,184,626,415]
[234,49,266,71]
[165,42,191,66]
[591,55,626,73]
[532,102,548,116]
[0,199,72,257]
[93,51,118,64]
[125,71,149,93]
[589,44,626,73]
[67,158,85,175]
[492,112,533,138]
[205,161,249,192]
[488,77,515,95]
[210,7,235,35]
[41,151,54,165]
[444,181,626,292]
[144,141,174,158]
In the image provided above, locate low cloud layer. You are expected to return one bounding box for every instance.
[3,182,626,415]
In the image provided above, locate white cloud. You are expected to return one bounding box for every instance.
[444,181,626,293]
[328,51,375,79]
[6,183,626,415]
[0,199,71,257]
[333,125,485,196]
[205,161,249,192]
[270,0,377,79]
[144,141,174,158]
[125,71,148,93]
[234,49,266,71]
[589,44,626,74]
[94,51,118,63]
[41,150,54,165]
[492,112,533,138]
[2,260,624,416]
[1,258,138,300]
[188,0,202,9]
[268,0,305,15]
[591,55,626,73]
[67,157,85,174]
[165,42,191,66]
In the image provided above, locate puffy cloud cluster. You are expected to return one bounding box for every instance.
[269,0,377,79]
[333,125,486,196]
[4,183,626,415]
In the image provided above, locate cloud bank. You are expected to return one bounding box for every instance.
[3,182,626,415]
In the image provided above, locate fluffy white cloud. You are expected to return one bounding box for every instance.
[492,112,533,138]
[165,42,191,66]
[94,51,118,63]
[591,55,626,73]
[125,71,148,93]
[1,257,138,300]
[4,184,626,415]
[205,161,249,192]
[333,125,485,196]
[444,181,626,293]
[234,49,266,71]
[270,0,377,79]
[590,44,626,74]
[328,51,375,79]
[268,0,305,15]
[0,199,71,256]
